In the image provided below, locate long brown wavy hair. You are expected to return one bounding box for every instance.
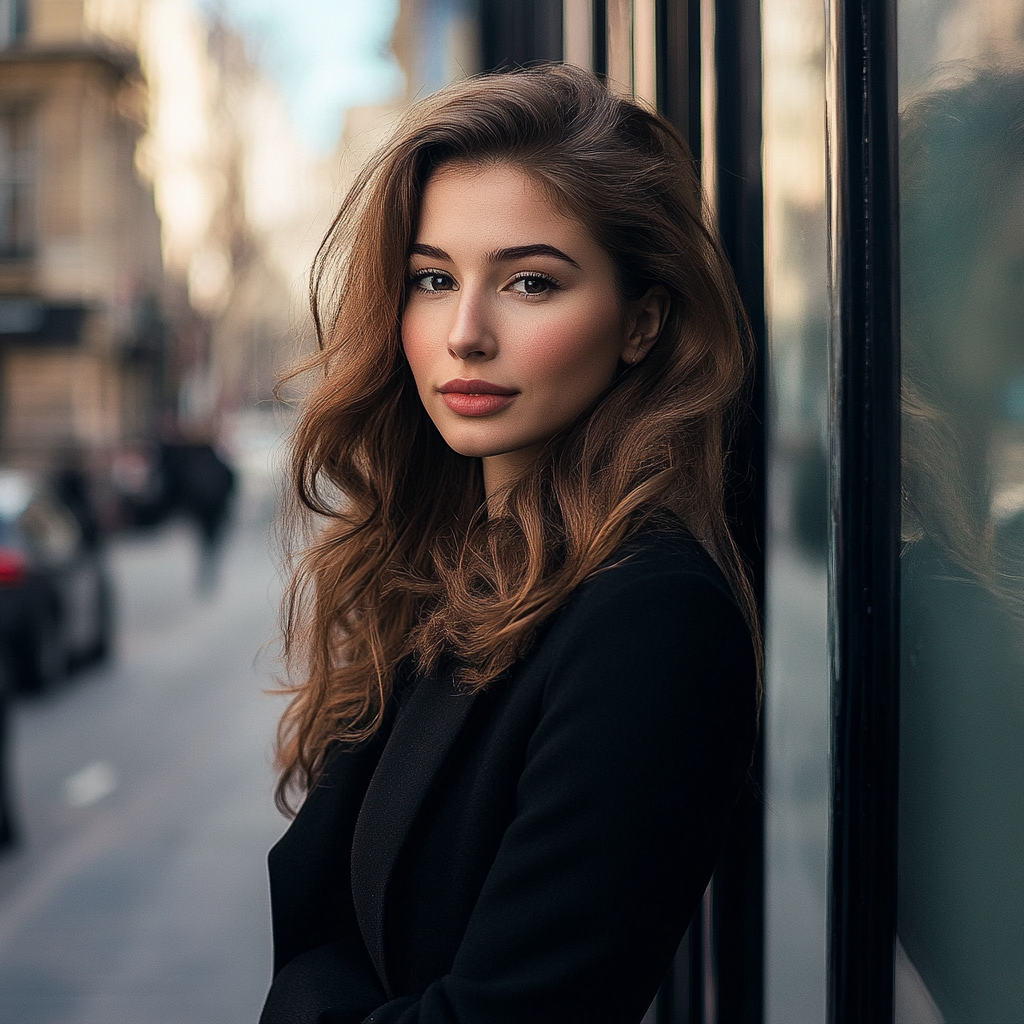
[274,64,759,813]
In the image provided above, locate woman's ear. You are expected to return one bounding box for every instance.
[622,286,670,365]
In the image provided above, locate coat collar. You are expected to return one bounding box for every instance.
[350,671,480,998]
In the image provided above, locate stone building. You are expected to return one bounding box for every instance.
[0,0,166,465]
[0,0,328,471]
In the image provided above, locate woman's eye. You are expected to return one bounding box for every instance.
[509,274,556,296]
[412,271,456,292]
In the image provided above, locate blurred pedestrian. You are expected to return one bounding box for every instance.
[161,439,236,592]
[52,444,102,550]
[261,66,760,1024]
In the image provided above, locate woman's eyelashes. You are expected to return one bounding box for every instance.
[410,269,456,293]
[407,268,563,297]
[507,271,560,296]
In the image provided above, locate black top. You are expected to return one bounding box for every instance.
[260,527,758,1024]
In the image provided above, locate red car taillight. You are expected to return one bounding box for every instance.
[0,547,27,585]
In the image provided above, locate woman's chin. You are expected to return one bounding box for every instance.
[435,431,515,460]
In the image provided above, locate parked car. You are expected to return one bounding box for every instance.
[0,470,113,693]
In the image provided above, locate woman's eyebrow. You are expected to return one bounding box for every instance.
[408,242,581,269]
[488,244,581,268]
[409,243,450,261]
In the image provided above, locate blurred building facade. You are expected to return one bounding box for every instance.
[0,0,329,473]
[136,0,332,425]
[0,0,164,464]
[334,0,481,192]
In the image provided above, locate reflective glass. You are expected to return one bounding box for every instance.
[762,1,830,1021]
[896,5,1024,1021]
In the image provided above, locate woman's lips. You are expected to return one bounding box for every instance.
[438,379,518,417]
[440,393,517,416]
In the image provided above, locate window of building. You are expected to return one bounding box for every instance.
[0,108,34,259]
[0,0,27,48]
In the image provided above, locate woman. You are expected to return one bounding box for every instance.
[261,64,759,1024]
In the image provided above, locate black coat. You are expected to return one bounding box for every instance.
[260,528,758,1024]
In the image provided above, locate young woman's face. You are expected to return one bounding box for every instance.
[402,162,646,496]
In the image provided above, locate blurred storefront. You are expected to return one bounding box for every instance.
[452,2,1024,1023]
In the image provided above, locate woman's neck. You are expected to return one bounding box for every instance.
[482,446,543,512]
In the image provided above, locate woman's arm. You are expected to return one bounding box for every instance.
[260,937,387,1024]
[359,564,758,1024]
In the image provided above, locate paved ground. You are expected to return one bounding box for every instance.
[764,543,829,1024]
[0,495,290,1023]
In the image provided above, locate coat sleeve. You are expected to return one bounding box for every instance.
[260,937,387,1024]
[358,564,758,1024]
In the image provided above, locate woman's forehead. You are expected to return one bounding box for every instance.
[412,162,602,263]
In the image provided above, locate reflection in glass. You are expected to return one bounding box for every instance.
[897,23,1024,1022]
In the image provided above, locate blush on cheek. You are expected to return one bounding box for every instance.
[525,310,624,397]
[399,321,419,362]
[400,325,430,392]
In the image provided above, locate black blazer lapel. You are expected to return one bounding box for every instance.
[268,734,388,977]
[351,674,479,998]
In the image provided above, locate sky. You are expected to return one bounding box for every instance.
[198,0,403,152]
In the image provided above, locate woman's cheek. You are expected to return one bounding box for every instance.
[523,307,623,400]
[400,315,434,389]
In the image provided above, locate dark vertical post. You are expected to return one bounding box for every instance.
[654,10,721,1020]
[658,1,766,1019]
[825,0,901,1021]
[656,0,701,162]
[15,0,30,40]
[709,2,766,1023]
[591,0,608,77]
[480,0,563,69]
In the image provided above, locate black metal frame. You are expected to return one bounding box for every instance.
[655,0,701,161]
[591,0,607,77]
[480,0,563,69]
[825,0,901,1021]
[652,15,706,1015]
[713,2,766,596]
[653,2,767,1020]
[707,3,766,1022]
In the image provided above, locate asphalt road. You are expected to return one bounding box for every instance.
[0,508,289,1024]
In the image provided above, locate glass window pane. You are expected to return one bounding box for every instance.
[762,0,830,1020]
[897,6,1024,1021]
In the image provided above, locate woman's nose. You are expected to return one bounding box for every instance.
[447,290,497,361]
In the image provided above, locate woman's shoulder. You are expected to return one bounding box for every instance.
[542,521,749,658]
[578,522,737,610]
[525,520,757,762]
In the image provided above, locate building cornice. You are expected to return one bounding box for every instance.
[0,41,139,80]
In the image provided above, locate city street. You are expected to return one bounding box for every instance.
[0,486,289,1023]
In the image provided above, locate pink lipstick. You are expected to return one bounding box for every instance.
[437,379,519,416]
